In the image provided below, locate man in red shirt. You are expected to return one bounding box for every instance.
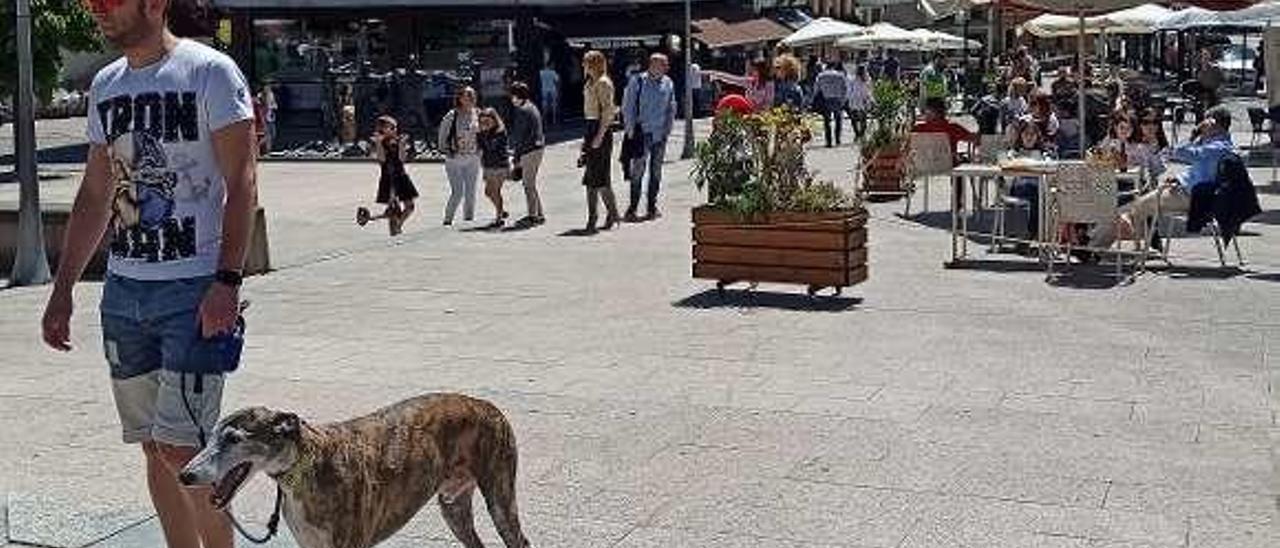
[912,96,977,165]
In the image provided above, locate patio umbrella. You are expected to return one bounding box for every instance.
[1102,3,1173,34]
[1014,1,1152,157]
[1156,7,1227,31]
[1214,1,1280,28]
[912,29,984,50]
[780,17,865,47]
[835,22,923,51]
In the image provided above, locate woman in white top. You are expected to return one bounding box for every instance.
[438,86,481,225]
[845,65,873,139]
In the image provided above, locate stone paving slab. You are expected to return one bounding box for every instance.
[1,115,1278,547]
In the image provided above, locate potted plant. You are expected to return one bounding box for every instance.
[860,79,912,196]
[691,108,868,296]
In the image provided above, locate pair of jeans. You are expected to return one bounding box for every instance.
[627,132,666,215]
[822,97,846,146]
[444,155,480,223]
[100,274,227,446]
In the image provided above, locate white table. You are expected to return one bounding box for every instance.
[946,162,1144,266]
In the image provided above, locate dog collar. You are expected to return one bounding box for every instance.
[274,449,313,490]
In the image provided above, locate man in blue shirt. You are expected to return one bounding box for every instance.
[1091,107,1234,248]
[622,53,676,221]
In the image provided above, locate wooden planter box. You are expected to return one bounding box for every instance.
[692,206,868,295]
[861,141,908,195]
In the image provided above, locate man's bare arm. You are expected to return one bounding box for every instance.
[53,145,114,292]
[211,119,258,273]
[42,144,113,351]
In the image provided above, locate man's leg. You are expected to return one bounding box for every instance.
[645,135,666,216]
[822,106,834,147]
[520,149,544,219]
[626,145,647,219]
[152,366,230,547]
[831,100,844,145]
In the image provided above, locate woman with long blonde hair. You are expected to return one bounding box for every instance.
[580,50,621,232]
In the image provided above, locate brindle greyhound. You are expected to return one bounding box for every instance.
[179,393,530,548]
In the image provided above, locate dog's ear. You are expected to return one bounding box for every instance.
[272,412,301,439]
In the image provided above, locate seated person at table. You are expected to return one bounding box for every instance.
[1008,91,1057,148]
[1089,107,1234,249]
[1006,117,1051,237]
[1133,108,1168,179]
[913,96,977,165]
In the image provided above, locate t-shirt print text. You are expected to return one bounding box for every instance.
[99,92,199,264]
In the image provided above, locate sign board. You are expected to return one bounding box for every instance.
[1267,27,1280,111]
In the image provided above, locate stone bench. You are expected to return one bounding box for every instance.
[0,202,272,280]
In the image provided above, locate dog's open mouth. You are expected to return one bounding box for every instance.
[210,463,252,509]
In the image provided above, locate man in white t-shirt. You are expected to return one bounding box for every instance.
[41,1,257,546]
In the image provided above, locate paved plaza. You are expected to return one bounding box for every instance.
[1,117,1278,547]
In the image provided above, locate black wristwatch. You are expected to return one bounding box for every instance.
[214,269,243,288]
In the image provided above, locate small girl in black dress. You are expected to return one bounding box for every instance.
[360,115,420,235]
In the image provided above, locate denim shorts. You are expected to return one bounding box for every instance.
[100,273,225,447]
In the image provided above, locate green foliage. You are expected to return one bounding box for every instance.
[693,108,856,218]
[0,0,101,101]
[864,79,911,153]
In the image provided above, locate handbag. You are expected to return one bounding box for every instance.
[619,76,645,177]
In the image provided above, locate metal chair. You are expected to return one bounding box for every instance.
[905,132,954,216]
[1152,188,1246,269]
[1044,163,1144,281]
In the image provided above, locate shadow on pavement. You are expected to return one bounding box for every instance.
[944,259,1046,274]
[1045,268,1126,290]
[0,143,90,166]
[1162,265,1246,280]
[1247,210,1280,225]
[557,228,600,237]
[1246,272,1280,282]
[0,170,75,184]
[673,288,863,312]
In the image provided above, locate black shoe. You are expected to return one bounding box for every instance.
[623,212,641,223]
[1149,230,1164,252]
[644,209,661,221]
[486,219,505,229]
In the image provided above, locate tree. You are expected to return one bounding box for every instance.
[0,0,99,102]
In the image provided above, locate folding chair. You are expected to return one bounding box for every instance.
[905,132,954,217]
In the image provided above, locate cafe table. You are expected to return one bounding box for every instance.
[946,159,1143,267]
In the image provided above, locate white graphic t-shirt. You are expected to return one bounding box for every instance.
[87,39,254,281]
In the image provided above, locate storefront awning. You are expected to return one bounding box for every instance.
[694,18,793,49]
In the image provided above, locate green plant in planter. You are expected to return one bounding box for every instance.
[693,107,857,217]
[863,79,911,154]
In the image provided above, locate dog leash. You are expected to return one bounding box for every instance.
[228,486,284,544]
[177,299,285,545]
[180,374,286,544]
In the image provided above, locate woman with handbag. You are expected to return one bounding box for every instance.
[580,50,621,232]
[438,86,481,226]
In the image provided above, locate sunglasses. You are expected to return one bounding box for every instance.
[81,0,126,13]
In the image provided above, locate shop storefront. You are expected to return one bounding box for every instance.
[213,0,747,147]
